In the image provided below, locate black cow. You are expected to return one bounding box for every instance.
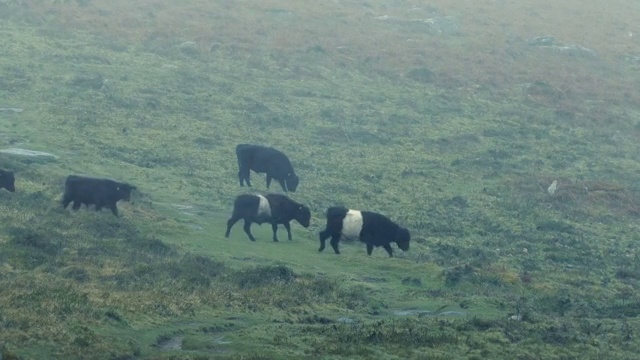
[62,175,136,217]
[318,207,410,257]
[225,193,311,242]
[0,169,15,192]
[236,144,299,192]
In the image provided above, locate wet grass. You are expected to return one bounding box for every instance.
[1,0,640,359]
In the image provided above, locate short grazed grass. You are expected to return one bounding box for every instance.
[1,0,640,359]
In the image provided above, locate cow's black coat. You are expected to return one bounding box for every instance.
[318,206,410,257]
[62,175,136,217]
[225,193,310,242]
[0,169,15,192]
[235,144,299,192]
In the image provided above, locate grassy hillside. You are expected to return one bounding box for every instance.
[1,0,640,359]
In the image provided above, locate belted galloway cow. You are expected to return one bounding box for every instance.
[318,206,410,257]
[225,193,310,242]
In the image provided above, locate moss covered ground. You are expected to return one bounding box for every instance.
[1,0,640,359]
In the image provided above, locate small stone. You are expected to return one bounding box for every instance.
[0,108,24,113]
[547,179,558,195]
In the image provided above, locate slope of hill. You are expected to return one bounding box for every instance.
[1,1,640,359]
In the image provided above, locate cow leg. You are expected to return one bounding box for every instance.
[266,174,272,189]
[318,229,330,252]
[283,222,292,241]
[238,169,251,187]
[243,219,256,241]
[62,195,73,209]
[225,215,241,238]
[277,178,287,192]
[72,201,81,210]
[238,171,244,186]
[271,223,280,242]
[109,204,119,217]
[366,244,374,255]
[330,236,341,255]
[383,244,394,257]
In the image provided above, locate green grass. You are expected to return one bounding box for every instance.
[1,0,640,359]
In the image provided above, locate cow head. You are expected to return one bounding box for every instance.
[285,173,299,192]
[0,169,15,192]
[295,205,311,227]
[395,227,410,251]
[116,183,136,201]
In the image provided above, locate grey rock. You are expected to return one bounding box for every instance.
[412,16,459,35]
[178,41,200,57]
[394,309,433,316]
[0,108,24,113]
[438,311,466,317]
[528,36,556,46]
[394,309,467,317]
[528,36,597,58]
[0,148,57,158]
[337,317,356,324]
[156,336,182,351]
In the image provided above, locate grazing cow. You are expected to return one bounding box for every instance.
[62,175,136,217]
[0,169,15,192]
[318,206,410,257]
[225,193,311,242]
[235,144,299,192]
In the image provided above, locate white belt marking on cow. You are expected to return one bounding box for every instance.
[256,195,272,218]
[342,209,363,240]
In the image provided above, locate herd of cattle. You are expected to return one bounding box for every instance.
[0,143,411,257]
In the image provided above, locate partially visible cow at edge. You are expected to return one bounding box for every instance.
[62,175,136,217]
[225,193,311,242]
[235,144,299,192]
[318,206,410,257]
[0,169,15,192]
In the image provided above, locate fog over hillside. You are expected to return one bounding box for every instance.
[0,1,639,359]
